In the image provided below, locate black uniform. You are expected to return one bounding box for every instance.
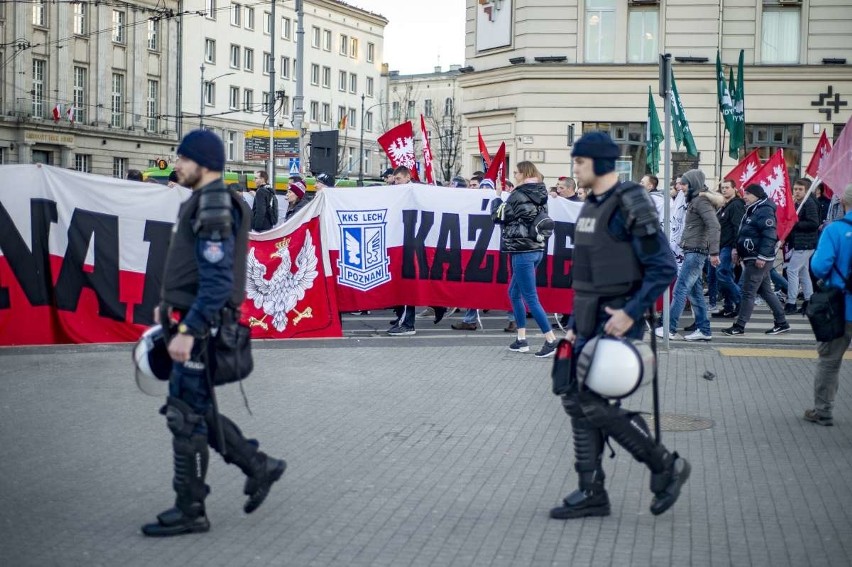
[142,178,285,537]
[551,180,690,519]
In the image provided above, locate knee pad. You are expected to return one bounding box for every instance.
[165,396,203,438]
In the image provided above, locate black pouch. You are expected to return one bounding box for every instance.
[806,284,846,342]
[551,339,575,396]
[212,320,253,386]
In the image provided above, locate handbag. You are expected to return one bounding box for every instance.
[211,317,253,386]
[805,284,846,342]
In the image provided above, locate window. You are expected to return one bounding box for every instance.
[206,0,216,19]
[226,131,236,161]
[263,12,271,34]
[32,0,45,26]
[364,149,371,173]
[74,154,92,173]
[263,52,272,75]
[406,100,415,119]
[392,101,400,120]
[323,29,332,51]
[205,38,216,63]
[204,81,215,106]
[365,111,373,132]
[262,91,271,115]
[367,42,375,63]
[281,17,291,40]
[312,26,320,48]
[627,8,657,63]
[147,80,159,132]
[148,19,160,51]
[281,57,290,79]
[444,97,453,116]
[244,6,254,30]
[32,59,45,118]
[113,157,127,179]
[350,38,359,59]
[229,86,240,110]
[322,103,331,124]
[322,66,331,88]
[745,123,803,179]
[348,107,357,129]
[282,96,290,116]
[73,66,87,124]
[311,64,320,85]
[338,70,346,92]
[310,101,319,122]
[762,7,800,63]
[243,89,254,112]
[424,99,433,118]
[111,73,125,127]
[366,77,374,97]
[349,73,357,94]
[348,147,354,170]
[230,44,240,68]
[113,10,126,43]
[338,105,346,127]
[73,3,87,35]
[582,121,648,181]
[244,48,254,71]
[584,0,616,63]
[231,3,241,26]
[340,34,348,56]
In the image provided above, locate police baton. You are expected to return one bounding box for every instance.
[202,339,227,458]
[647,308,662,444]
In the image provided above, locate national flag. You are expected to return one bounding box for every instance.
[477,127,491,170]
[806,130,831,178]
[748,149,798,241]
[646,86,663,175]
[729,50,745,159]
[377,121,420,182]
[716,51,736,139]
[52,103,62,123]
[337,114,347,130]
[818,115,852,197]
[669,70,698,156]
[725,148,762,188]
[66,105,75,124]
[419,114,435,185]
[483,142,505,188]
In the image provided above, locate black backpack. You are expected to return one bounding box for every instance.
[805,219,852,342]
[532,206,555,243]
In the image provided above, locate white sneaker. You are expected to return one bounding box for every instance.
[417,307,435,319]
[654,327,683,340]
[683,329,712,342]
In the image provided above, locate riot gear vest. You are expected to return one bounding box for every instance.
[161,180,250,312]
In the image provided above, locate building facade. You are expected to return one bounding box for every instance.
[0,0,181,175]
[460,0,852,186]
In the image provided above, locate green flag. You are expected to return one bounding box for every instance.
[716,51,736,137]
[729,49,745,159]
[669,69,698,156]
[646,86,663,174]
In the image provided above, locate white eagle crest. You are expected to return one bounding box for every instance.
[388,136,415,169]
[245,231,319,332]
[762,165,787,209]
[739,161,757,185]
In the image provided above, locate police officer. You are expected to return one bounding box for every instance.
[142,130,286,537]
[551,132,690,519]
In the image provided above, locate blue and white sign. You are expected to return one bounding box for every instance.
[335,209,390,291]
[289,158,300,175]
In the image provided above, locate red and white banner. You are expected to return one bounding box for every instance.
[819,115,852,196]
[724,148,761,189]
[419,115,435,185]
[745,150,798,241]
[377,122,420,182]
[806,130,833,197]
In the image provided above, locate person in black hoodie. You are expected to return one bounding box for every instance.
[713,179,746,318]
[783,178,820,314]
[491,160,558,357]
[723,184,790,336]
[251,170,278,231]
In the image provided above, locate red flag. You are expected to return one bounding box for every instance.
[52,103,62,123]
[483,142,506,187]
[66,105,75,124]
[818,115,852,197]
[377,122,420,182]
[419,115,435,185]
[747,149,798,241]
[806,130,831,178]
[477,128,491,169]
[724,148,761,188]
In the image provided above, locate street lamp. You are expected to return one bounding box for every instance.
[199,65,236,128]
[359,96,390,186]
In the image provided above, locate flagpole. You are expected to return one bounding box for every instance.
[660,53,672,353]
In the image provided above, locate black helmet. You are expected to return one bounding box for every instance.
[133,325,172,396]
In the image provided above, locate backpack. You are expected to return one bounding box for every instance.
[267,187,279,226]
[805,219,852,341]
[532,206,555,243]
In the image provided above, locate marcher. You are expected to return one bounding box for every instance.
[314,172,335,191]
[551,131,688,519]
[783,178,819,314]
[713,179,745,318]
[141,130,285,537]
[284,179,307,220]
[251,170,278,231]
[803,183,852,426]
[388,166,417,336]
[491,161,558,357]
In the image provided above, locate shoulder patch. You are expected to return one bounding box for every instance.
[202,240,225,263]
[765,218,775,227]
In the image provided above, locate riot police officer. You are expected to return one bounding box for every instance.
[142,130,286,537]
[551,132,690,519]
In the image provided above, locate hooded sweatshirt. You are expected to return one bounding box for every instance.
[490,181,549,252]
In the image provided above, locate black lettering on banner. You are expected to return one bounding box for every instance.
[132,220,174,325]
[55,208,127,321]
[429,213,462,281]
[550,221,575,288]
[0,199,58,309]
[465,214,495,283]
[401,209,434,279]
[496,250,510,284]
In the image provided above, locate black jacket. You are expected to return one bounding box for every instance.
[490,182,548,253]
[736,197,777,262]
[787,195,820,250]
[251,184,277,231]
[717,196,745,249]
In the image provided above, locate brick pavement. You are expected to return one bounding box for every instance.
[1,339,851,566]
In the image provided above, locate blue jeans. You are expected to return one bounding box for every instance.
[508,251,552,334]
[462,308,478,323]
[706,258,718,306]
[716,246,741,310]
[669,251,711,335]
[770,267,788,294]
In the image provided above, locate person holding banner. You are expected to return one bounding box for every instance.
[141,130,285,537]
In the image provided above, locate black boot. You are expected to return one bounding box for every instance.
[649,452,691,516]
[206,410,286,514]
[550,416,610,519]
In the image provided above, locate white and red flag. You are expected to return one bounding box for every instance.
[419,114,435,185]
[52,103,62,123]
[66,105,75,124]
[377,121,420,182]
[483,142,506,187]
[747,149,798,241]
[806,130,832,197]
[818,115,852,197]
[724,148,761,189]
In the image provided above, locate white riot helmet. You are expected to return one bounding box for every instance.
[576,335,654,399]
[133,325,172,397]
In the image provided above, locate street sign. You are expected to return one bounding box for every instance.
[243,129,300,161]
[289,158,300,174]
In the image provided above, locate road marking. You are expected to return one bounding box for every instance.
[718,347,852,360]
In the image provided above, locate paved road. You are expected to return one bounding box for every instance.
[1,338,850,566]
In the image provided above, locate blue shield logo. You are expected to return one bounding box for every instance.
[337,209,390,291]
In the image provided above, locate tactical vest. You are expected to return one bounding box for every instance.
[571,185,643,297]
[161,181,250,311]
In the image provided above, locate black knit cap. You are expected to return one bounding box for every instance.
[571,131,620,175]
[316,172,334,187]
[176,129,225,171]
[744,183,767,200]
